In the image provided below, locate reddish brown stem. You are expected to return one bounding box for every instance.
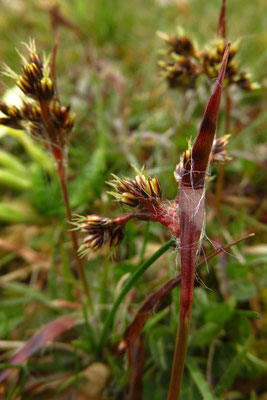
[38,99,92,309]
[113,212,157,225]
[168,311,190,400]
[57,163,93,310]
[217,0,227,39]
[120,232,254,354]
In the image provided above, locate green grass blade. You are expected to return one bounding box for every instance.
[215,336,252,396]
[186,358,216,400]
[98,239,174,352]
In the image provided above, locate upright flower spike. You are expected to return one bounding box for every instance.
[0,39,92,308]
[1,39,75,170]
[168,44,230,400]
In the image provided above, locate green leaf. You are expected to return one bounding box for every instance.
[204,302,235,326]
[189,323,221,347]
[231,281,257,301]
[0,201,37,223]
[70,147,106,207]
[3,282,53,308]
[4,128,52,172]
[0,169,31,190]
[149,326,174,370]
[30,165,64,218]
[234,310,260,319]
[227,262,250,279]
[186,358,216,400]
[215,336,252,396]
[61,244,75,302]
[0,149,27,175]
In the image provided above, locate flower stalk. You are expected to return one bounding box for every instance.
[0,40,92,308]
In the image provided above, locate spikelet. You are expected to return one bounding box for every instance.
[108,165,162,209]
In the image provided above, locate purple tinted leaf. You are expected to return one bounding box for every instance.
[178,44,230,318]
[0,315,77,382]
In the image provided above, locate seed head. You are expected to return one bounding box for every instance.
[76,215,125,255]
[0,39,75,157]
[158,29,259,91]
[210,134,231,163]
[174,141,192,183]
[108,166,162,210]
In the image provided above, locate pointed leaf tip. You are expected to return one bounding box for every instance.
[184,42,230,187]
[217,42,231,86]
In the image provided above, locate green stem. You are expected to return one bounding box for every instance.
[98,239,174,352]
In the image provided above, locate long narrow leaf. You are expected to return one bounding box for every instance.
[0,315,78,382]
[215,336,252,396]
[186,358,216,400]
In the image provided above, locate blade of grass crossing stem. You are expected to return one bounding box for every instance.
[98,239,174,353]
[168,44,230,400]
[186,358,216,400]
[120,233,252,353]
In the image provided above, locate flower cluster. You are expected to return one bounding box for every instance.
[77,45,232,257]
[77,215,125,255]
[157,30,201,90]
[0,40,75,163]
[158,29,258,91]
[78,166,182,255]
[210,134,231,163]
[108,168,162,210]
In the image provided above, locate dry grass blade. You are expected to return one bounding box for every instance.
[0,315,78,382]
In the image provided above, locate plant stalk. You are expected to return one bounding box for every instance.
[57,163,93,312]
[168,310,191,400]
[38,99,93,310]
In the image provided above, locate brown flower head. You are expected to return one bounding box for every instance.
[76,215,125,256]
[210,134,231,163]
[108,166,162,210]
[158,29,259,92]
[0,39,75,164]
[158,29,201,90]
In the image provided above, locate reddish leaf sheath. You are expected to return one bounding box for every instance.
[168,44,230,400]
[178,43,230,316]
[182,42,230,189]
[0,315,77,382]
